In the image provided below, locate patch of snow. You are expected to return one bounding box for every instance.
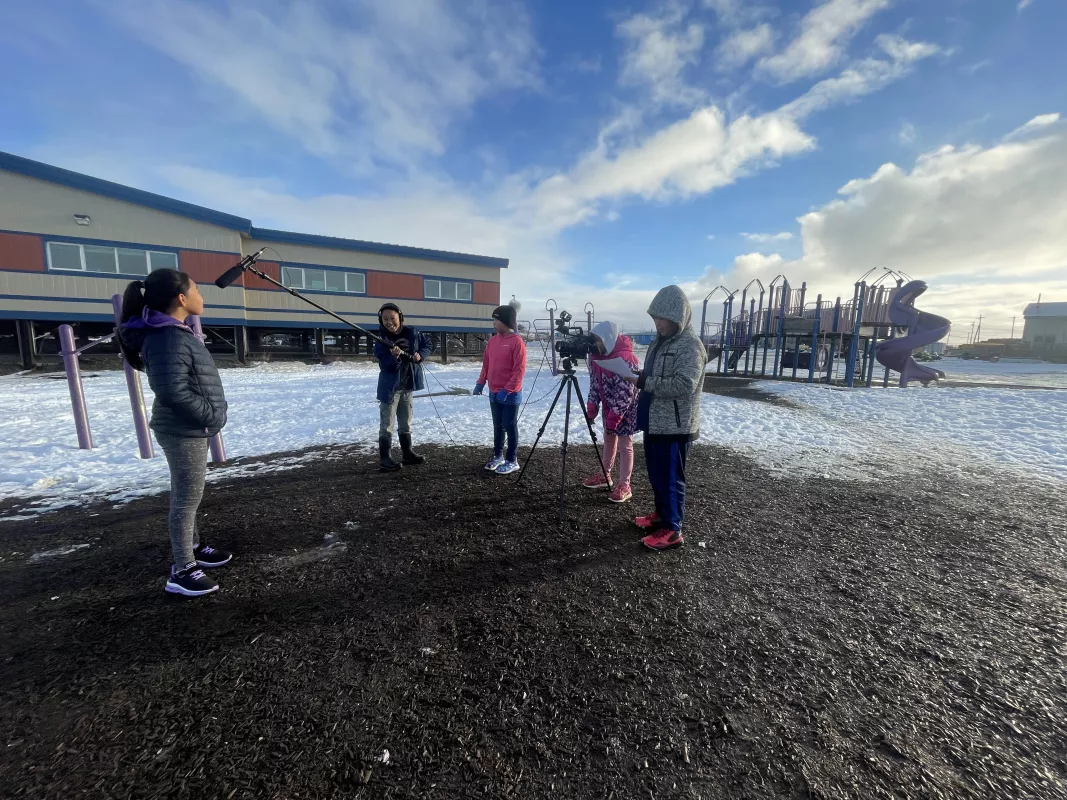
[1,354,1064,518]
[28,543,91,562]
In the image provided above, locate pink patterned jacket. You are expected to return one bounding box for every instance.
[587,323,640,437]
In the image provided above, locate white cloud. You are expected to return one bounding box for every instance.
[707,235,716,241]
[1005,113,1061,140]
[99,0,539,164]
[960,59,992,76]
[518,107,815,229]
[1018,0,1034,12]
[716,24,776,70]
[781,35,940,119]
[800,128,1067,284]
[741,231,793,242]
[733,252,786,276]
[617,7,706,107]
[700,118,1067,338]
[898,122,916,144]
[757,0,893,84]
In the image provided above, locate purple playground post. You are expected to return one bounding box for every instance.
[186,314,228,464]
[111,295,154,459]
[58,324,93,450]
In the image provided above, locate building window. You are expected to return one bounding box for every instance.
[346,272,366,293]
[282,265,365,293]
[46,241,177,275]
[424,279,472,301]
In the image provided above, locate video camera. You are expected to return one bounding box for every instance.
[553,310,598,361]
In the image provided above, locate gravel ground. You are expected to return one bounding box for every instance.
[1,442,1065,799]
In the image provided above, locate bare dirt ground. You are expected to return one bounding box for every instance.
[1,442,1065,799]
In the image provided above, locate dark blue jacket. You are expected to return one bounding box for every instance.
[120,311,228,437]
[374,326,434,403]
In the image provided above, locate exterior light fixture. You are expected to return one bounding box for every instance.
[73,214,91,226]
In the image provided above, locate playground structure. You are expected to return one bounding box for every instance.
[700,271,950,388]
[58,293,226,461]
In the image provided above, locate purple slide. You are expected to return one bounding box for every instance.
[875,280,949,388]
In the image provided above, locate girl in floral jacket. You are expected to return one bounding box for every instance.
[584,321,640,503]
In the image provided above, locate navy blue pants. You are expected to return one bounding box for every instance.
[490,399,519,462]
[644,436,690,532]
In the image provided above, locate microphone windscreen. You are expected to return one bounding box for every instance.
[214,265,246,289]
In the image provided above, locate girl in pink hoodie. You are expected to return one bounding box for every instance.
[473,304,527,474]
[584,321,640,503]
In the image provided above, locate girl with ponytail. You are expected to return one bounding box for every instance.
[118,268,231,597]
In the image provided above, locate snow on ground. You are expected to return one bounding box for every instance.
[937,357,1067,388]
[1,353,1065,517]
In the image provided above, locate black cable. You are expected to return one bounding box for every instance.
[414,356,471,446]
[517,338,551,422]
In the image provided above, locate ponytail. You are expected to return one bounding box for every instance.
[117,269,193,371]
[119,280,148,370]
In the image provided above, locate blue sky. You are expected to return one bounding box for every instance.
[1,0,1065,336]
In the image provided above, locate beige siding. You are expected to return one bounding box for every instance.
[0,170,242,253]
[245,237,500,283]
[0,294,112,318]
[0,269,135,302]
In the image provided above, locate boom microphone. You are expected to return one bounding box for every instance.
[215,247,267,288]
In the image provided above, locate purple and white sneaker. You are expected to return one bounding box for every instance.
[165,563,219,597]
[193,544,233,568]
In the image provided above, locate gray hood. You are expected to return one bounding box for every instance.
[647,285,692,332]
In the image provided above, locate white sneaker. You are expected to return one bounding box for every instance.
[484,455,506,471]
[495,460,520,475]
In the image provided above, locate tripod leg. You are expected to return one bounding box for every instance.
[559,378,572,523]
[571,377,612,488]
[516,377,568,486]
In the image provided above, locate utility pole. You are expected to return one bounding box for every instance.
[974,315,983,344]
[968,321,975,344]
[1011,316,1016,339]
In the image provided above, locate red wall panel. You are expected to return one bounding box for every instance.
[179,250,244,286]
[244,260,281,292]
[473,281,499,305]
[0,232,45,272]
[368,271,423,300]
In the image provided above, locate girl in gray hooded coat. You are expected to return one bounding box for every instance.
[627,285,707,550]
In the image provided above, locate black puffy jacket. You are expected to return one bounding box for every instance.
[134,326,228,437]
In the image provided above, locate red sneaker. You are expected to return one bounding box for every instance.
[582,473,611,490]
[641,529,684,551]
[608,484,632,503]
[634,512,661,530]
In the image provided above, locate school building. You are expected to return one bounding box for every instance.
[0,151,508,368]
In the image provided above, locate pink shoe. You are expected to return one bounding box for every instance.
[641,529,684,551]
[634,512,661,530]
[582,472,611,490]
[608,484,632,503]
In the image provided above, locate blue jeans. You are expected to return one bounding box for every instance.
[490,398,519,462]
[644,436,690,532]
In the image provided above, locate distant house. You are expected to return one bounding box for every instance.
[1023,302,1067,347]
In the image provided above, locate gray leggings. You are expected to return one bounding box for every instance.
[156,433,208,569]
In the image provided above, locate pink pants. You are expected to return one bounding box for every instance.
[601,431,634,488]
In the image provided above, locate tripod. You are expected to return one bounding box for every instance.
[516,357,612,523]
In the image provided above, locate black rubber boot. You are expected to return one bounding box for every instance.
[379,437,401,472]
[399,433,425,465]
